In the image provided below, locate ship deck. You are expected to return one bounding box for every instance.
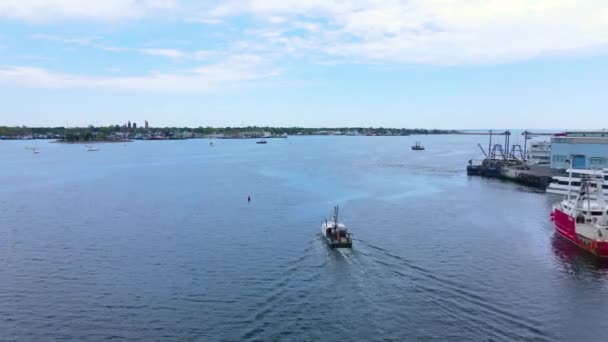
[577,223,597,239]
[576,223,608,240]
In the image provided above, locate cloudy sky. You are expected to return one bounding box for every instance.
[0,0,607,128]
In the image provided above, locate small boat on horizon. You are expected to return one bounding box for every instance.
[411,141,425,150]
[321,206,352,248]
[256,139,268,144]
[87,144,99,151]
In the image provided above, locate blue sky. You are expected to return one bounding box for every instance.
[0,0,607,129]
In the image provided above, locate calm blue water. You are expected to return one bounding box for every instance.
[1,136,607,341]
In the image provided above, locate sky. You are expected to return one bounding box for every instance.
[0,0,607,129]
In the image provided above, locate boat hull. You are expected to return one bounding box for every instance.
[466,165,481,176]
[323,235,352,248]
[552,209,608,258]
[321,226,352,248]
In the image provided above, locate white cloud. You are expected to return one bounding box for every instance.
[0,55,281,92]
[31,33,99,45]
[202,0,608,64]
[3,0,608,97]
[0,0,175,22]
[96,44,189,59]
[32,34,218,60]
[140,48,185,58]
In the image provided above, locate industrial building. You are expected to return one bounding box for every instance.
[550,131,608,169]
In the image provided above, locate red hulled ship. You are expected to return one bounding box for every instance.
[551,169,608,257]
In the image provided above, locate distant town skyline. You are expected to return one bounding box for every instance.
[1,1,607,129]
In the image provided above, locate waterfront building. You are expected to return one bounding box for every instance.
[551,131,608,169]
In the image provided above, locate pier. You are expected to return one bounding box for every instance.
[466,130,562,189]
[467,159,558,189]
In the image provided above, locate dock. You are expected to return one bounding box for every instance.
[466,130,563,189]
[468,160,559,189]
[501,164,559,188]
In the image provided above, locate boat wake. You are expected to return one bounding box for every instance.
[354,239,554,341]
[238,236,325,341]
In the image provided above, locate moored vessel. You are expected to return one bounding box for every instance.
[551,170,608,257]
[546,168,608,196]
[321,206,352,248]
[411,141,425,150]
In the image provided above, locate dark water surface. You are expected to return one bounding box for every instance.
[1,136,608,341]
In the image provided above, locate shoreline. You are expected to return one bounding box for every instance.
[51,140,133,144]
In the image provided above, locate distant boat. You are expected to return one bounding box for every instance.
[256,139,268,144]
[87,144,99,151]
[411,141,425,150]
[321,206,352,248]
[30,128,39,153]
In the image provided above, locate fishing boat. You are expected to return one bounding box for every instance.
[551,170,608,257]
[411,141,425,150]
[321,206,352,248]
[256,139,268,144]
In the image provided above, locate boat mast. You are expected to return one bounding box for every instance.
[586,180,591,217]
[600,177,608,225]
[333,206,339,229]
[523,131,528,161]
[488,130,493,159]
[567,158,573,203]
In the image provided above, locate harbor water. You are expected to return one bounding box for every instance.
[1,136,607,341]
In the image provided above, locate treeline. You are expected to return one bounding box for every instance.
[0,125,458,137]
[186,126,458,135]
